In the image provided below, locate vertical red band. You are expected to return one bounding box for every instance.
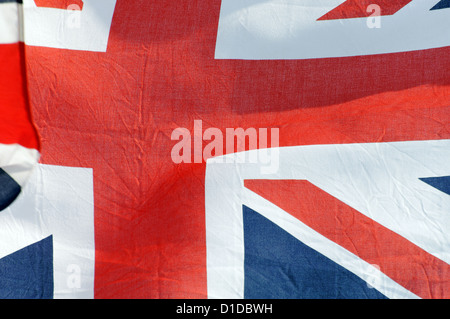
[0,43,39,150]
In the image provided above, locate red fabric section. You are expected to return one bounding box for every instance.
[244,179,450,299]
[33,0,83,10]
[0,43,39,150]
[25,1,450,298]
[318,0,412,20]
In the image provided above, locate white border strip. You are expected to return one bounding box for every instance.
[23,0,117,52]
[0,143,40,186]
[0,2,22,44]
[215,0,450,60]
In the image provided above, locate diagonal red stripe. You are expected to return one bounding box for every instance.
[318,0,412,21]
[244,179,450,299]
[33,0,83,10]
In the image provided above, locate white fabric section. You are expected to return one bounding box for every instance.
[0,2,21,44]
[23,0,116,52]
[0,143,39,186]
[205,139,450,299]
[0,164,95,299]
[215,0,450,59]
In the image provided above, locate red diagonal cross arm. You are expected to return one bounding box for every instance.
[244,179,450,299]
[34,0,83,10]
[318,0,412,20]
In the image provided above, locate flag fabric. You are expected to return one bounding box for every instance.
[0,0,39,213]
[1,0,449,299]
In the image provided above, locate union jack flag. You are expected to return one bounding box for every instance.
[0,0,448,299]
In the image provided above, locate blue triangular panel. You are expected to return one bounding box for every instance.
[0,236,54,299]
[0,168,21,212]
[431,0,450,10]
[420,176,450,195]
[243,205,387,299]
